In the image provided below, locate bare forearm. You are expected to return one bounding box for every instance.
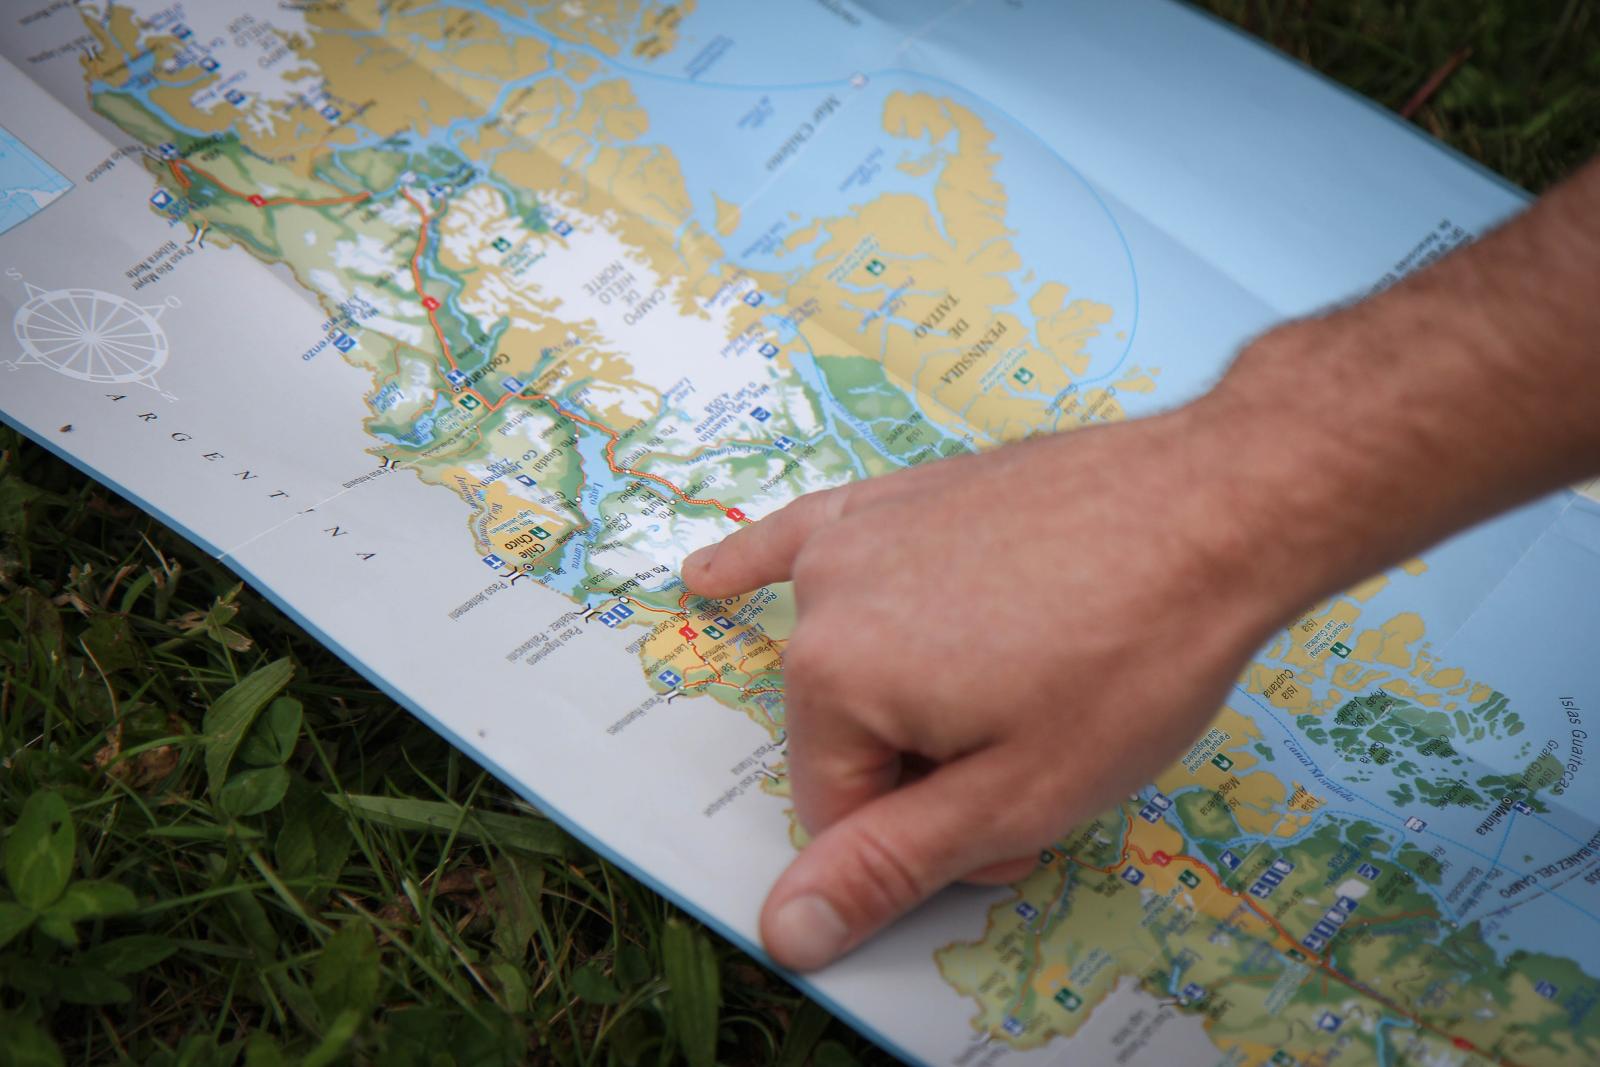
[1202,157,1600,615]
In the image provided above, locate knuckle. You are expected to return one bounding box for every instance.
[779,629,829,690]
[834,821,929,919]
[984,764,1062,847]
[789,535,831,590]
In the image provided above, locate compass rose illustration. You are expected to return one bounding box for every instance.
[9,283,172,394]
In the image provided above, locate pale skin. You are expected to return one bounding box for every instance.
[683,157,1600,973]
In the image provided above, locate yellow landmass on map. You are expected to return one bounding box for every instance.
[779,92,1134,445]
[712,193,741,236]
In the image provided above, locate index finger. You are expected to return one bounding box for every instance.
[681,450,985,597]
[681,487,848,597]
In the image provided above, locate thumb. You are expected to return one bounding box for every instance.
[759,750,1039,972]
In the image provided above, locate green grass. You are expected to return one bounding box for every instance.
[2,4,1596,1065]
[1198,0,1599,191]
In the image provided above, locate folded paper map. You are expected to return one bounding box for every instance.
[3,2,1598,1063]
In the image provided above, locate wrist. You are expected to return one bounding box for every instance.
[1182,314,1463,626]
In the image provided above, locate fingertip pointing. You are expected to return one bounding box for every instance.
[680,543,718,590]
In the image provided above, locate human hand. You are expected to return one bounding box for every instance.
[681,396,1313,972]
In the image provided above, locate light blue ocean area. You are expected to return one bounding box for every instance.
[0,123,70,236]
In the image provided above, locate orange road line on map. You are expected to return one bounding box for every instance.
[169,159,370,209]
[616,594,783,702]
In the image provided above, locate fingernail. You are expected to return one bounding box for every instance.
[682,543,716,576]
[768,895,850,971]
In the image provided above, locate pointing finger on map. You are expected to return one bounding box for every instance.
[682,446,996,596]
[684,157,1600,975]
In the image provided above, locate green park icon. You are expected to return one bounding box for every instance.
[1330,641,1352,658]
[458,393,480,410]
[1013,366,1035,385]
[1211,753,1234,771]
[865,258,886,276]
[1271,1052,1297,1067]
[1054,987,1083,1011]
[531,526,551,540]
[1179,869,1201,889]
[702,625,724,639]
[492,236,512,253]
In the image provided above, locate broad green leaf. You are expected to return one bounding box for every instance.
[301,1007,363,1067]
[243,1033,290,1067]
[0,1013,64,1067]
[328,794,569,856]
[80,614,140,674]
[775,1001,832,1067]
[237,697,303,767]
[275,786,352,899]
[217,766,291,819]
[313,923,380,1022]
[42,879,138,924]
[4,791,74,909]
[79,934,178,975]
[48,964,133,1005]
[274,791,319,878]
[0,902,34,951]
[223,886,278,957]
[489,854,543,961]
[571,961,623,1004]
[202,658,294,795]
[663,919,720,1067]
[35,913,77,947]
[490,961,529,1014]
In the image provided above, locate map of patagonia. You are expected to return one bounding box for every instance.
[3,2,1599,1064]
